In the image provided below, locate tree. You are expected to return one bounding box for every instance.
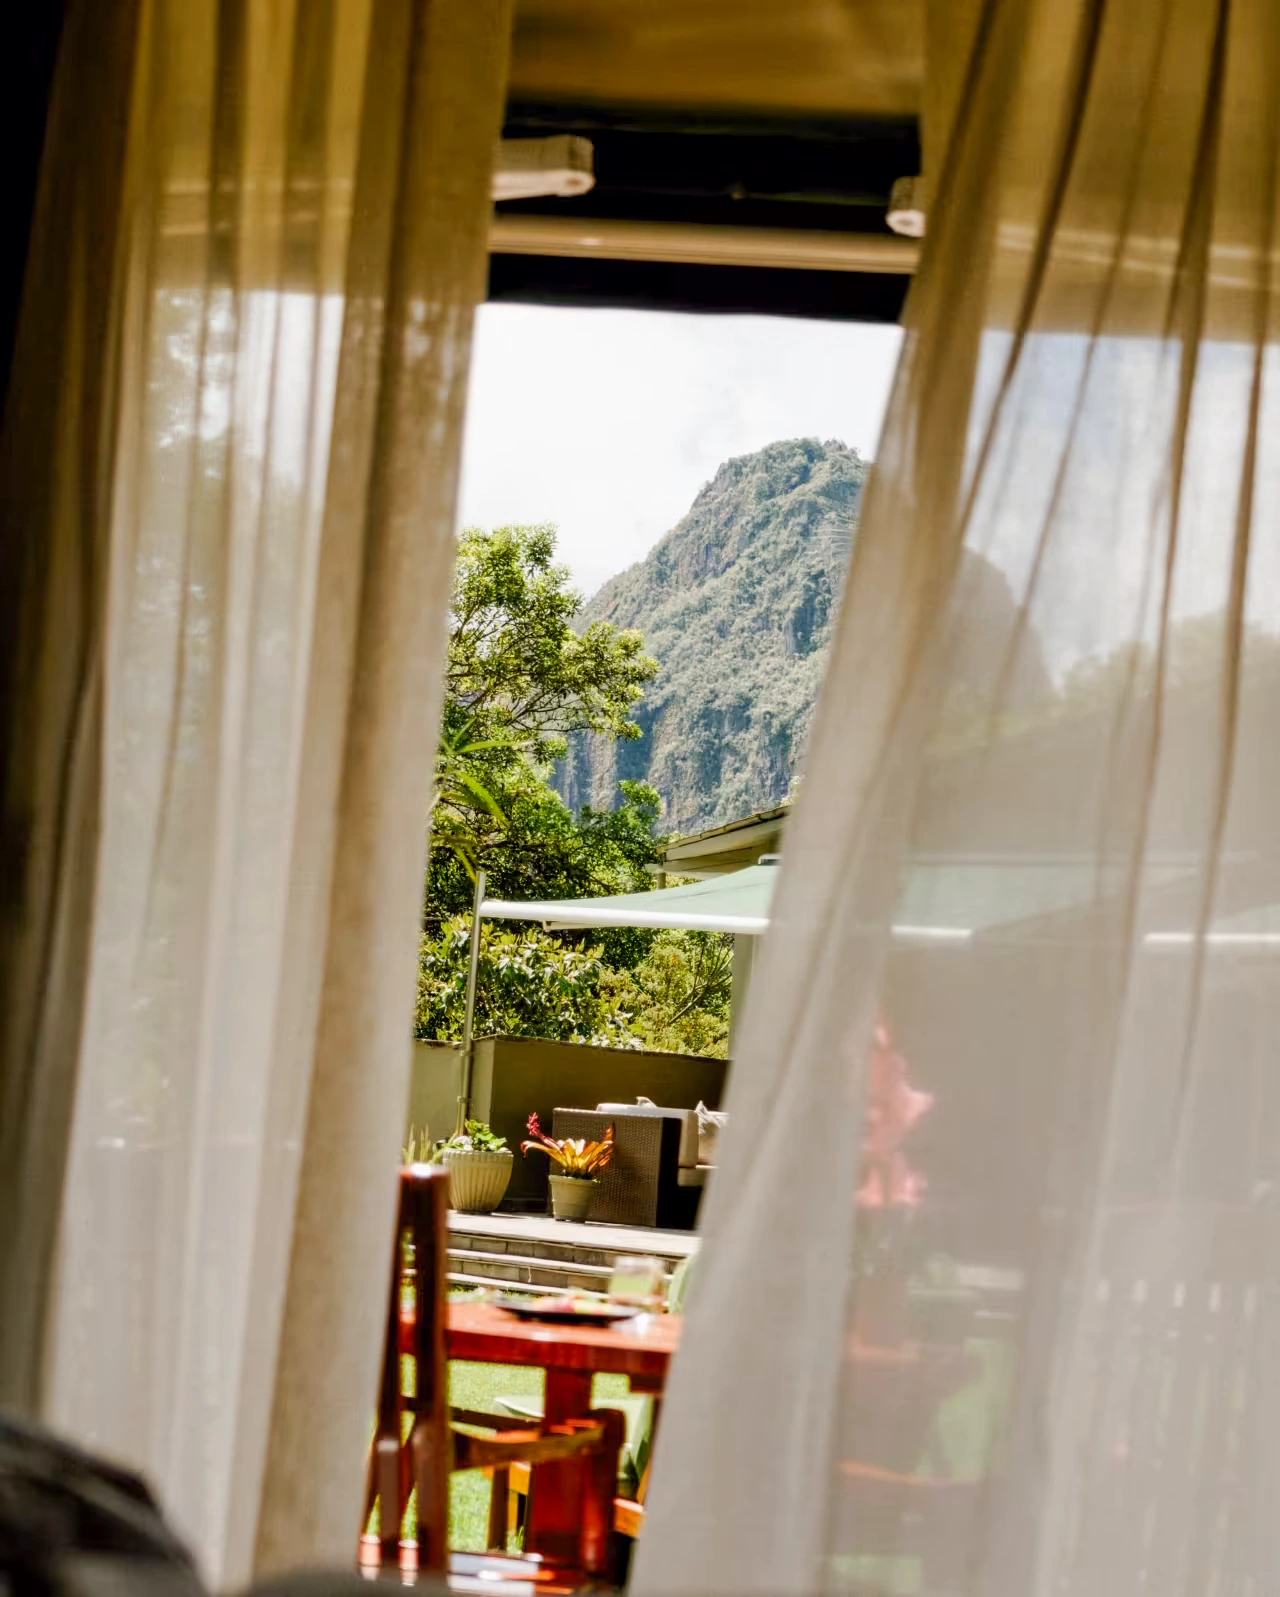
[415,918,637,1046]
[447,523,657,761]
[427,525,660,920]
[417,523,733,1057]
[601,930,734,1058]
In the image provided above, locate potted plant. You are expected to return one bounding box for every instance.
[521,1112,614,1221]
[402,1124,432,1166]
[431,1120,513,1215]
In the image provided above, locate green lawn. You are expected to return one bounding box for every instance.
[392,1359,630,1551]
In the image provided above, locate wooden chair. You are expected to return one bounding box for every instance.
[503,1416,652,1583]
[362,1164,626,1585]
[501,1253,698,1572]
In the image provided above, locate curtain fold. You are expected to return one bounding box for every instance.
[637,0,1280,1593]
[253,0,513,1572]
[0,0,510,1585]
[0,0,144,1422]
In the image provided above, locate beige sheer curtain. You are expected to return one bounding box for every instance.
[638,0,1280,1593]
[0,0,510,1585]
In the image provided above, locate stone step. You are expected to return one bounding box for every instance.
[456,1246,618,1280]
[447,1269,582,1298]
[447,1210,699,1300]
[448,1210,698,1265]
[447,1246,615,1295]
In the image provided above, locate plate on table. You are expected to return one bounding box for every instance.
[501,1295,639,1326]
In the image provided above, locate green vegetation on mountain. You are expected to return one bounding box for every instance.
[556,438,865,833]
[557,437,1051,833]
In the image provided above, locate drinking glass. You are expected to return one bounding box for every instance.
[608,1255,665,1310]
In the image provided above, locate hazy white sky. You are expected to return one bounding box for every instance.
[458,304,903,597]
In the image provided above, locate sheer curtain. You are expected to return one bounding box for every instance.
[0,0,511,1585]
[637,0,1280,1593]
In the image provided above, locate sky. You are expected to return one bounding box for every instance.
[457,304,903,597]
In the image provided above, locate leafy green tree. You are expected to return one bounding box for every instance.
[448,523,657,759]
[415,918,637,1046]
[417,522,734,1056]
[601,930,734,1058]
[428,525,660,920]
[430,771,662,918]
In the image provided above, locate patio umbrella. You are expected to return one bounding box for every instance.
[480,860,777,934]
[455,854,1217,1123]
[453,862,776,1126]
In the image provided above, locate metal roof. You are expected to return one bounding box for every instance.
[658,805,789,877]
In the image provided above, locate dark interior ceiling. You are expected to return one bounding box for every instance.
[490,102,917,320]
[2,4,919,355]
[1,3,68,413]
[505,0,924,120]
[491,0,922,321]
[499,103,918,236]
[488,248,911,323]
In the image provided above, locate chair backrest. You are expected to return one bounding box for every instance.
[370,1164,451,1573]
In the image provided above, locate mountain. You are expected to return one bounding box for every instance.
[554,438,858,833]
[556,437,1048,836]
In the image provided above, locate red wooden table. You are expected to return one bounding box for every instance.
[447,1299,681,1412]
[446,1301,682,1562]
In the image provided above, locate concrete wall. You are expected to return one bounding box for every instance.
[407,1040,463,1147]
[408,1035,729,1208]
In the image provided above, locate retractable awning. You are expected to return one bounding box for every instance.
[480,857,1222,943]
[480,862,776,935]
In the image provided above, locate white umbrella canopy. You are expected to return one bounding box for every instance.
[459,855,1227,1126]
[451,862,775,1125]
[479,856,1191,942]
[480,861,777,934]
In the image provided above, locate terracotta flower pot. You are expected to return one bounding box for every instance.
[548,1174,598,1222]
[442,1147,513,1214]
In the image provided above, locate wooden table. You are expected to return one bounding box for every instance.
[447,1299,681,1412]
[446,1301,682,1562]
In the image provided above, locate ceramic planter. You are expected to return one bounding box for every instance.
[548,1174,598,1222]
[442,1147,513,1214]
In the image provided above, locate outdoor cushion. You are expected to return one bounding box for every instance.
[595,1099,699,1167]
[494,1393,653,1497]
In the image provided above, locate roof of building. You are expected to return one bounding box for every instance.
[658,804,790,877]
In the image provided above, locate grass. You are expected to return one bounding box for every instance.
[448,1359,543,1551]
[370,1359,632,1551]
[450,1361,631,1549]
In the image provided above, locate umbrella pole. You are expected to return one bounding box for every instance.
[455,868,486,1135]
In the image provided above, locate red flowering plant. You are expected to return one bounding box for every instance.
[853,1021,935,1279]
[521,1112,614,1180]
